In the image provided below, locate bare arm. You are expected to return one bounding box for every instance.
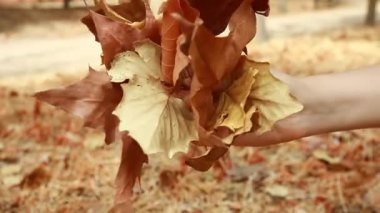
[234,65,380,146]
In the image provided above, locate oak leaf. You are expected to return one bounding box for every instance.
[34,68,123,144]
[109,41,198,158]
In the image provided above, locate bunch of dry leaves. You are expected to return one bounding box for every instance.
[34,0,304,210]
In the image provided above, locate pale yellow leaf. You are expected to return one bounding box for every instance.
[265,185,289,197]
[312,150,341,164]
[211,68,257,131]
[109,41,197,158]
[247,60,303,134]
[109,41,161,83]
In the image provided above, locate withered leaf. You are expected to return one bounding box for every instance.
[211,68,258,134]
[114,135,148,213]
[246,60,304,134]
[35,68,122,144]
[189,0,257,130]
[188,0,269,35]
[81,2,160,68]
[161,0,198,85]
[109,41,198,158]
[185,146,229,172]
[93,0,146,26]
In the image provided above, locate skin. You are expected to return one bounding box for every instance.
[234,65,380,147]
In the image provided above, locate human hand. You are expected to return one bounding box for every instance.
[234,66,380,147]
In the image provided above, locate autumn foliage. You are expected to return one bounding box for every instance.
[35,0,303,210]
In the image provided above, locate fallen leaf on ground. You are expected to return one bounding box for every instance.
[313,150,341,164]
[20,165,51,189]
[265,185,289,198]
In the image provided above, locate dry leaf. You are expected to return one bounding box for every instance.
[81,2,160,68]
[20,165,51,189]
[109,41,198,158]
[114,135,147,212]
[189,0,257,130]
[35,68,123,144]
[246,60,304,134]
[188,0,269,35]
[265,185,289,198]
[185,146,229,172]
[210,68,258,134]
[160,0,198,85]
[313,150,341,164]
[93,0,146,27]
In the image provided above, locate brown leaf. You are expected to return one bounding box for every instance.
[81,2,160,68]
[185,146,228,171]
[189,0,257,129]
[94,0,146,25]
[114,134,148,211]
[20,165,51,189]
[35,68,122,144]
[188,0,269,34]
[160,0,198,85]
[251,0,270,16]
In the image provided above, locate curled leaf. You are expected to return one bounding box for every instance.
[94,0,146,27]
[160,0,199,85]
[35,68,123,144]
[109,41,198,158]
[189,0,257,130]
[81,2,160,68]
[114,134,148,212]
[188,0,269,35]
[246,60,304,134]
[185,146,229,172]
[210,67,258,132]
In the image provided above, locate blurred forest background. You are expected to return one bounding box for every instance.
[0,0,380,212]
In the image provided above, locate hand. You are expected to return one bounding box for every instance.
[234,66,380,147]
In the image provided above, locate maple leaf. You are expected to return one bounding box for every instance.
[113,134,148,212]
[81,1,160,69]
[245,60,304,134]
[109,41,198,158]
[160,0,199,85]
[34,68,122,144]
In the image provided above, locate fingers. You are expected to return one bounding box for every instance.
[233,118,307,147]
[233,129,285,147]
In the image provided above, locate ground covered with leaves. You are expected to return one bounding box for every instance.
[1,25,380,212]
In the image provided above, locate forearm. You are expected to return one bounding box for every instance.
[292,65,380,136]
[233,66,380,147]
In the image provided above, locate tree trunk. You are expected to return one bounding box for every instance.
[366,0,378,26]
[278,0,288,13]
[64,0,71,9]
